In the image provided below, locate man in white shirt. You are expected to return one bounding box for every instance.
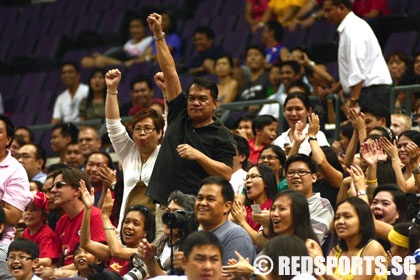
[323,0,391,112]
[51,61,89,124]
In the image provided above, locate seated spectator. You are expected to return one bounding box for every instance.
[120,76,164,117]
[233,114,255,140]
[307,197,388,279]
[148,10,182,62]
[72,243,104,279]
[22,191,59,268]
[261,0,311,28]
[237,45,270,104]
[254,190,320,249]
[230,134,250,195]
[83,151,115,207]
[262,20,289,65]
[10,134,27,159]
[387,51,410,87]
[195,176,256,264]
[187,26,224,76]
[245,0,269,32]
[387,222,420,280]
[258,60,305,118]
[215,55,239,104]
[79,69,106,121]
[258,144,288,191]
[138,190,198,277]
[16,144,47,183]
[266,62,282,97]
[78,126,102,160]
[149,231,224,280]
[49,168,106,275]
[352,0,390,19]
[51,61,89,124]
[80,182,155,277]
[290,113,343,209]
[273,94,330,156]
[248,114,278,164]
[391,113,412,138]
[64,142,85,168]
[7,238,42,280]
[231,164,276,238]
[379,130,420,193]
[81,15,152,68]
[14,126,34,144]
[283,154,334,244]
[50,123,79,164]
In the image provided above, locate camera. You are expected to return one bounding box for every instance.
[162,210,195,230]
[122,254,147,280]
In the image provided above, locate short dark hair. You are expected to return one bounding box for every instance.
[8,238,39,259]
[52,167,89,190]
[280,60,301,75]
[130,108,165,134]
[246,44,265,57]
[233,134,250,170]
[193,26,215,40]
[85,151,113,169]
[0,114,15,147]
[0,206,5,239]
[266,20,284,42]
[199,176,234,203]
[361,104,391,127]
[52,123,79,143]
[129,75,153,91]
[181,231,223,260]
[233,114,256,129]
[15,126,35,143]
[187,77,219,101]
[327,0,352,9]
[284,92,312,111]
[168,190,196,212]
[61,60,80,73]
[373,184,408,224]
[336,197,375,250]
[287,80,311,96]
[215,54,234,68]
[252,115,278,136]
[284,154,317,174]
[31,144,47,170]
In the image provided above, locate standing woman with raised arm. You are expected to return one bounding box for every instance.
[105,69,164,229]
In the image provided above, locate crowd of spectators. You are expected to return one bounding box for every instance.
[1,0,420,279]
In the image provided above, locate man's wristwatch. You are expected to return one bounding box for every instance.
[357,190,367,196]
[308,136,317,142]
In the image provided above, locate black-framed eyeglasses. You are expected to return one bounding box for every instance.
[54,181,69,189]
[286,170,311,177]
[244,174,263,181]
[259,155,279,161]
[7,255,33,262]
[133,126,156,134]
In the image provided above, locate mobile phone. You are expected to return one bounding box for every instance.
[251,204,262,214]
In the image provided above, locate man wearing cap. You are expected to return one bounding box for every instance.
[22,191,60,268]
